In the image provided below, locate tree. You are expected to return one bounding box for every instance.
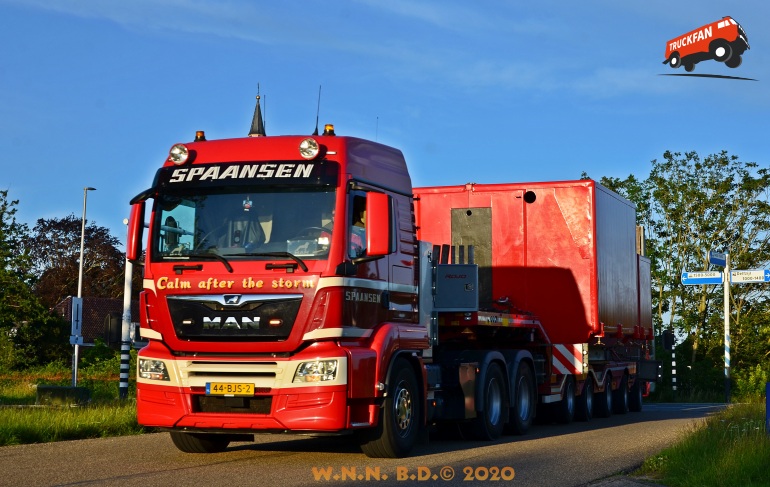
[646,151,770,365]
[26,215,126,309]
[594,151,770,396]
[0,190,39,327]
[0,191,70,369]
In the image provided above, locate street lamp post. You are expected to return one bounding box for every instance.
[72,187,96,387]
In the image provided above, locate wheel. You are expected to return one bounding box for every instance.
[629,377,643,412]
[613,374,629,414]
[593,374,613,418]
[359,359,420,458]
[725,55,742,68]
[504,362,535,435]
[554,376,575,424]
[574,379,593,422]
[170,432,230,453]
[668,52,681,69]
[461,362,507,440]
[684,62,695,72]
[710,40,733,62]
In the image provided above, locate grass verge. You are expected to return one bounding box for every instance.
[0,359,148,447]
[0,402,144,446]
[637,400,769,487]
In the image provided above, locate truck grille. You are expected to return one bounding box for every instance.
[167,294,302,341]
[194,395,273,414]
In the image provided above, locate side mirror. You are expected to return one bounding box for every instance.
[365,192,392,256]
[127,202,145,262]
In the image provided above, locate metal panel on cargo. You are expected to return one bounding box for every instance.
[434,264,479,311]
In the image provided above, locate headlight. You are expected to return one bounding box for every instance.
[293,359,338,383]
[168,144,190,165]
[298,138,320,160]
[138,358,170,381]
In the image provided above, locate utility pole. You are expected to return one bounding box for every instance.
[723,254,730,404]
[72,186,96,387]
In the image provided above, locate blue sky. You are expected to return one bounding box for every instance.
[2,1,769,243]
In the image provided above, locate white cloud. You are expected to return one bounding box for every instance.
[8,0,749,99]
[2,0,313,44]
[573,67,682,97]
[351,0,495,33]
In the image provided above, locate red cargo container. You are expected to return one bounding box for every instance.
[414,180,649,345]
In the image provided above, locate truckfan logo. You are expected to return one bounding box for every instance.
[662,16,753,80]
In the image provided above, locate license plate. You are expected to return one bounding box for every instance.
[206,382,255,396]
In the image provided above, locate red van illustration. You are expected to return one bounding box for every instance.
[663,16,749,72]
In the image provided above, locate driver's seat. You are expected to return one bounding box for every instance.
[218,211,265,248]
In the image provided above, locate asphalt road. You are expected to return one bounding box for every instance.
[0,403,723,487]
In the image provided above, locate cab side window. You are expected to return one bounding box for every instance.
[157,198,195,256]
[349,194,366,258]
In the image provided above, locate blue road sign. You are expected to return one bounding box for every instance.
[709,251,727,267]
[681,271,723,285]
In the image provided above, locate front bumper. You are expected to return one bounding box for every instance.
[136,341,371,433]
[138,382,351,432]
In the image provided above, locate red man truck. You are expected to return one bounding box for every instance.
[128,99,658,457]
[663,16,749,72]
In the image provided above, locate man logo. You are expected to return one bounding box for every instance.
[224,295,242,305]
[203,316,260,330]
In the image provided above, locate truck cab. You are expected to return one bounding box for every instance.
[128,126,425,456]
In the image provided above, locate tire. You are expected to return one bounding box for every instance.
[710,40,733,62]
[684,62,695,72]
[668,52,681,69]
[360,358,420,458]
[462,362,507,440]
[574,379,593,422]
[170,432,230,453]
[613,374,629,414]
[629,377,643,412]
[725,55,742,68]
[554,376,575,424]
[504,362,535,435]
[593,374,613,418]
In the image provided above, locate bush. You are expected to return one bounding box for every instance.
[734,363,770,399]
[80,339,119,371]
[0,313,70,370]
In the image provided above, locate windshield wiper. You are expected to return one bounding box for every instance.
[240,252,309,272]
[186,252,234,273]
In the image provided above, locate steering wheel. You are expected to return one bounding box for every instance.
[193,225,225,251]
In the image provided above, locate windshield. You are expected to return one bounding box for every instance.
[152,188,336,261]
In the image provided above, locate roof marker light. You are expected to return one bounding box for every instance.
[195,131,206,142]
[299,138,320,160]
[323,124,336,136]
[169,144,190,165]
